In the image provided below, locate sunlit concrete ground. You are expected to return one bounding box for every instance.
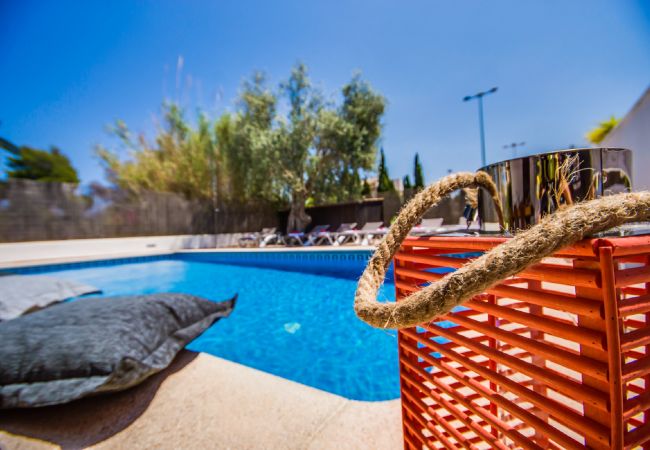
[0,352,402,450]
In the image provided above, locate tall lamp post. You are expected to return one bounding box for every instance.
[463,87,498,168]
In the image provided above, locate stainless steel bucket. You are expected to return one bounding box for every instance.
[477,148,633,233]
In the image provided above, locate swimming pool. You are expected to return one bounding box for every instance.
[8,251,400,401]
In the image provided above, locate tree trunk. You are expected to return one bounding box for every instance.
[287,190,311,233]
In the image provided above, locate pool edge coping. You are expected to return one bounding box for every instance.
[0,246,375,271]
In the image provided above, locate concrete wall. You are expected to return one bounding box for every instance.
[0,234,248,265]
[601,87,650,191]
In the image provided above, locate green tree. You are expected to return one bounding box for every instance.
[585,116,620,144]
[332,74,385,199]
[276,64,385,231]
[97,104,218,200]
[361,178,371,196]
[403,174,412,189]
[215,72,279,205]
[377,148,394,193]
[414,152,425,190]
[0,137,79,183]
[274,63,321,231]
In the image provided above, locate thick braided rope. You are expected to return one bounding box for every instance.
[354,173,650,329]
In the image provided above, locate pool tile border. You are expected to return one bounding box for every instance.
[0,249,375,275]
[0,254,171,274]
[179,249,371,263]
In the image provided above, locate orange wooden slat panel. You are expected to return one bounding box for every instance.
[395,236,650,449]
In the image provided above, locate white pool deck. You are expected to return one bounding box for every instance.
[0,243,402,450]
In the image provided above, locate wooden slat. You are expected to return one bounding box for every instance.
[622,327,650,352]
[464,299,606,351]
[619,294,650,317]
[402,391,464,450]
[401,361,541,450]
[623,356,650,381]
[394,266,604,318]
[401,333,609,443]
[401,348,588,450]
[395,253,600,288]
[420,322,609,410]
[402,418,438,450]
[625,420,650,449]
[616,265,650,288]
[401,235,597,257]
[595,236,650,257]
[624,391,650,420]
[447,313,609,381]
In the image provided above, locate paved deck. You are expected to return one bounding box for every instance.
[0,352,402,450]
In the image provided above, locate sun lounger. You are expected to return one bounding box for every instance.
[363,223,388,245]
[259,228,285,247]
[303,225,332,246]
[311,222,357,246]
[285,225,331,246]
[238,227,281,248]
[410,218,444,236]
[336,221,386,246]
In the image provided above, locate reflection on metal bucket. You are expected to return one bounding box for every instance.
[477,148,632,233]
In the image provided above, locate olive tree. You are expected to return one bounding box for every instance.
[277,65,385,231]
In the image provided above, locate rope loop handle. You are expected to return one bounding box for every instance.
[354,172,650,329]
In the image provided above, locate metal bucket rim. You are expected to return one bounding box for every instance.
[478,147,632,172]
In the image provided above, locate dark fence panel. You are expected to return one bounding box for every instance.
[0,179,468,242]
[277,198,384,232]
[381,192,402,225]
[0,179,216,242]
[214,206,279,233]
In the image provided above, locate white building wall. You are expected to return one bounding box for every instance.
[601,87,650,191]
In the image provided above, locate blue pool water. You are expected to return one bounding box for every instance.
[22,253,400,401]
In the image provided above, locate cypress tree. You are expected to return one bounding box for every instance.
[403,175,412,189]
[414,152,425,190]
[361,178,371,196]
[377,148,394,193]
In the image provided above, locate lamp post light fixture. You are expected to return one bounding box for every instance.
[463,86,498,167]
[503,141,526,157]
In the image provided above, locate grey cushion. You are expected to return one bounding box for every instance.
[0,275,101,321]
[0,293,236,408]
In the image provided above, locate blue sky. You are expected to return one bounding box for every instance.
[1,0,649,184]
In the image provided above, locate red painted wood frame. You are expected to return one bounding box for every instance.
[395,235,650,450]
